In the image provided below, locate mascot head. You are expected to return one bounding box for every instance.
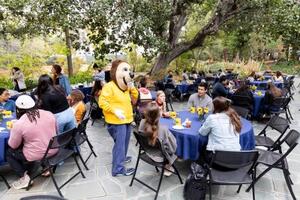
[110,60,134,91]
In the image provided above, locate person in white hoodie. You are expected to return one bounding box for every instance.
[11,67,26,92]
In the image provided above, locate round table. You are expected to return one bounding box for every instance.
[160,111,255,160]
[250,80,283,89]
[0,114,15,165]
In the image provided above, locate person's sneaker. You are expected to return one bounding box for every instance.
[163,167,175,177]
[12,173,31,189]
[113,168,135,177]
[124,156,132,164]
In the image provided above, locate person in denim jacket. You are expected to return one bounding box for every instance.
[52,64,72,95]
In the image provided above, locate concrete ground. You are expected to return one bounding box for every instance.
[1,79,300,200]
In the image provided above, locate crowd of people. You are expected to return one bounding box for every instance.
[0,60,290,194]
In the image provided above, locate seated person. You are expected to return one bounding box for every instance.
[199,96,241,152]
[91,80,102,101]
[264,82,284,113]
[247,71,256,82]
[156,90,170,117]
[273,71,284,83]
[68,90,86,124]
[211,76,229,98]
[138,102,177,176]
[187,82,213,111]
[182,70,189,84]
[0,88,15,112]
[138,77,152,100]
[232,82,254,112]
[7,95,58,189]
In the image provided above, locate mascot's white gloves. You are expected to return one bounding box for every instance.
[114,109,125,120]
[127,81,135,89]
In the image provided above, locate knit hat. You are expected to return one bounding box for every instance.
[15,95,35,109]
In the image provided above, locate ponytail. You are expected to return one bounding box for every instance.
[226,108,242,133]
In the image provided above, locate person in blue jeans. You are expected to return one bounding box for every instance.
[99,60,139,176]
[0,88,15,112]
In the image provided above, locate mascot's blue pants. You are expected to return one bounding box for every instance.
[107,123,131,176]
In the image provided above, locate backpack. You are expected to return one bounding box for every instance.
[183,162,208,200]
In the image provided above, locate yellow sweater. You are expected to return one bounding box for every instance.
[99,81,138,124]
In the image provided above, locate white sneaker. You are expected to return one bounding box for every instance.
[12,173,31,190]
[163,167,175,177]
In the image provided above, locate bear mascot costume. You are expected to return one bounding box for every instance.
[99,60,138,176]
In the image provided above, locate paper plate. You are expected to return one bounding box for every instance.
[0,127,5,132]
[172,125,184,130]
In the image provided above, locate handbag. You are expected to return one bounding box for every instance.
[183,162,208,200]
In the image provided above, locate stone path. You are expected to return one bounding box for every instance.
[1,79,300,200]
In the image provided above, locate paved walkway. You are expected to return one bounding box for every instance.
[1,79,300,200]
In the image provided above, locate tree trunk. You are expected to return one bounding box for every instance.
[65,27,73,77]
[150,53,172,74]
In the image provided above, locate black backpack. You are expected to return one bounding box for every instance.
[183,162,208,200]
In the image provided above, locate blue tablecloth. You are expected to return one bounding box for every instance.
[76,87,92,103]
[250,81,283,89]
[160,111,255,160]
[0,115,15,165]
[176,84,191,94]
[253,90,265,118]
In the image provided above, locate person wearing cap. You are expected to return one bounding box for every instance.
[7,95,58,189]
[0,88,15,112]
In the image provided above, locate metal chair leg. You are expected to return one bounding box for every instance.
[0,175,10,189]
[172,165,183,184]
[155,167,159,172]
[283,170,296,200]
[154,168,165,200]
[237,185,242,193]
[130,155,140,186]
[73,155,85,178]
[49,168,63,197]
[77,150,89,170]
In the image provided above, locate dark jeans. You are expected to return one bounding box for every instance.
[6,147,37,177]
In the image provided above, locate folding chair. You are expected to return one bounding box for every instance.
[246,129,300,200]
[230,94,253,113]
[27,128,85,197]
[87,94,103,126]
[231,105,250,119]
[207,150,259,200]
[130,131,183,200]
[73,117,98,170]
[269,96,293,123]
[20,195,66,200]
[255,115,289,152]
[0,174,10,189]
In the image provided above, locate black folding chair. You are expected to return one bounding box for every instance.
[20,195,67,200]
[0,174,10,189]
[246,129,300,200]
[207,150,259,200]
[27,128,85,197]
[269,96,293,123]
[255,115,289,152]
[87,94,103,126]
[230,94,253,113]
[231,105,250,119]
[130,131,183,200]
[73,117,98,170]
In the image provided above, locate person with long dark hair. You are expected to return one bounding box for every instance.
[91,80,102,100]
[11,67,26,92]
[51,64,71,95]
[7,95,57,189]
[199,96,241,151]
[138,102,177,176]
[36,74,76,134]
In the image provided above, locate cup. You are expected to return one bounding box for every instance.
[175,118,181,126]
[186,120,191,128]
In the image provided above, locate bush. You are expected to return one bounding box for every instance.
[69,71,93,85]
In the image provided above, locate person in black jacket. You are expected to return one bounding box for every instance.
[232,82,254,112]
[212,76,229,99]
